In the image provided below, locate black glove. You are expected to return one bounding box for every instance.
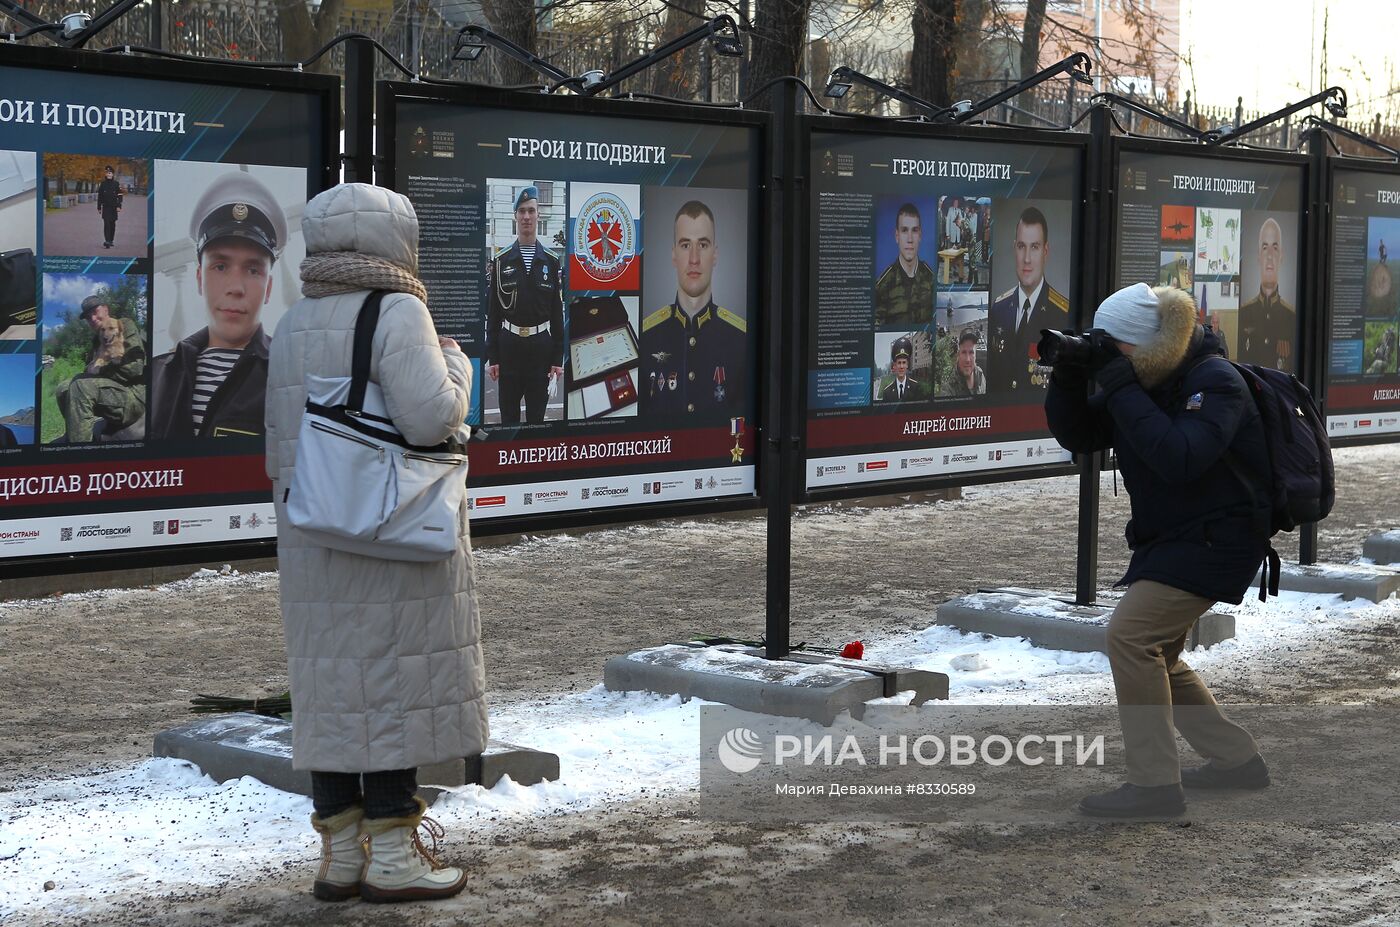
[1093,351,1138,396]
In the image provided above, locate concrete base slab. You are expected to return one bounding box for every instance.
[1256,561,1400,603]
[936,589,1235,653]
[603,643,948,725]
[1363,530,1400,566]
[153,714,559,799]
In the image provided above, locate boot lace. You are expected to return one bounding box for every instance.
[411,815,448,870]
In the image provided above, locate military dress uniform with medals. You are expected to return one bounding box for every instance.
[873,259,936,329]
[988,280,1068,393]
[1238,289,1295,370]
[486,241,564,424]
[641,297,745,421]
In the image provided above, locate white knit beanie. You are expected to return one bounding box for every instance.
[1092,282,1161,346]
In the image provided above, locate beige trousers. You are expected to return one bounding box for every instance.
[1107,580,1260,786]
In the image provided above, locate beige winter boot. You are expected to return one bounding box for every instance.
[360,797,468,903]
[309,805,367,901]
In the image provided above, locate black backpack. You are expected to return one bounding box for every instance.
[1187,358,1335,600]
[1231,363,1335,534]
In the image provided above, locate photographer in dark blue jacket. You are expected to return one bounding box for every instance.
[1045,283,1272,817]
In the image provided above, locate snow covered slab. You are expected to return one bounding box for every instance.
[1363,530,1400,566]
[936,590,1235,654]
[152,714,559,796]
[603,643,948,725]
[1257,561,1400,603]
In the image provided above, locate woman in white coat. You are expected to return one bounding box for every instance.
[265,183,487,903]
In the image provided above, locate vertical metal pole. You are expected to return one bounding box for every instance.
[764,79,800,660]
[701,44,713,104]
[1075,104,1112,605]
[343,36,375,185]
[149,0,163,50]
[1299,125,1327,565]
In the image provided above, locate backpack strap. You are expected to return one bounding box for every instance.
[1258,545,1281,602]
[348,291,387,414]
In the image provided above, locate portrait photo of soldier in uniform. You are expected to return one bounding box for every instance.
[988,202,1070,394]
[0,150,38,341]
[42,154,149,259]
[39,273,147,444]
[872,331,931,405]
[1238,211,1298,370]
[640,186,750,422]
[872,198,936,329]
[150,163,305,440]
[484,181,566,425]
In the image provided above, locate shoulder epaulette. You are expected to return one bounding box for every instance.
[716,307,746,333]
[996,287,1016,302]
[643,306,673,333]
[919,261,936,278]
[1047,286,1069,311]
[876,264,898,288]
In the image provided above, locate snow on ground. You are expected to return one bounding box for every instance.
[4,561,1396,920]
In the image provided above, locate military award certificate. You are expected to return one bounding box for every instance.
[571,325,638,380]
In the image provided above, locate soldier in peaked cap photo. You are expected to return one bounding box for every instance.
[42,154,150,259]
[149,170,287,440]
[486,184,565,424]
[879,335,926,403]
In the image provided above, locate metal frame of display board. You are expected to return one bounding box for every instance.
[1315,148,1400,450]
[0,43,340,581]
[373,80,771,540]
[795,115,1093,506]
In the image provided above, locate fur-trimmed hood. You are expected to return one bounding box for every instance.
[1127,286,1203,390]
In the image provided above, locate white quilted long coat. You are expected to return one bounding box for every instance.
[265,184,487,772]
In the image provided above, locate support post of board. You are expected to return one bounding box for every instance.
[1299,124,1328,566]
[764,79,801,661]
[343,36,375,184]
[1073,103,1113,605]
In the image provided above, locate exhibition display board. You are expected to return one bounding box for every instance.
[1323,159,1400,443]
[802,120,1085,495]
[0,44,337,569]
[1111,140,1309,375]
[377,84,763,524]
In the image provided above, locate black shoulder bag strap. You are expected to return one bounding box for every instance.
[347,291,387,414]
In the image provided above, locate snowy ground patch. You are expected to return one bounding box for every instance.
[3,572,1398,919]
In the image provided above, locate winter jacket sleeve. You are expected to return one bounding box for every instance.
[373,292,471,447]
[1102,357,1248,486]
[1044,367,1113,454]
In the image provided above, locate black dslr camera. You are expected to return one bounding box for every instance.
[1037,329,1117,367]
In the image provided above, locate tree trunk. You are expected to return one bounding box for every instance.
[1019,0,1047,80]
[910,0,959,107]
[745,0,811,106]
[653,0,706,99]
[481,0,539,86]
[276,0,346,73]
